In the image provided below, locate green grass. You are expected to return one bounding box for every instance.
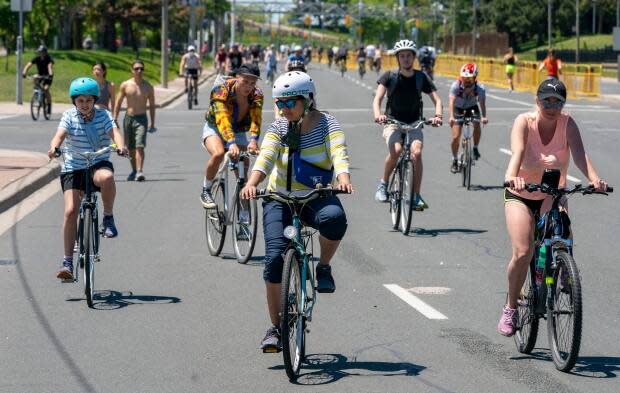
[239,24,351,48]
[0,48,188,103]
[517,34,612,62]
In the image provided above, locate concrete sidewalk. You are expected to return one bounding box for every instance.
[0,72,213,214]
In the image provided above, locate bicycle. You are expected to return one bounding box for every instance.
[339,59,347,77]
[184,72,198,110]
[384,118,431,235]
[256,187,347,380]
[357,59,366,79]
[506,174,613,372]
[54,144,125,308]
[456,115,480,190]
[27,75,52,121]
[205,151,258,264]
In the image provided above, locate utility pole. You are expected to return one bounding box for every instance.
[472,0,477,56]
[592,0,597,34]
[189,0,196,47]
[548,0,552,48]
[399,0,405,39]
[452,0,456,54]
[576,0,580,63]
[230,0,236,46]
[16,0,24,104]
[358,0,363,46]
[161,0,168,88]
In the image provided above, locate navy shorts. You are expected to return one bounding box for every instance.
[262,195,347,283]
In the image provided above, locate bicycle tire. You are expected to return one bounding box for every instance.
[466,143,472,190]
[388,165,402,230]
[462,140,469,188]
[280,248,304,380]
[43,95,51,120]
[232,196,258,264]
[205,180,227,256]
[547,249,582,372]
[514,260,539,353]
[400,158,415,235]
[187,84,193,110]
[83,208,95,308]
[30,93,40,121]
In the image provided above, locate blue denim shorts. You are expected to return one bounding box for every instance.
[201,122,248,147]
[262,195,347,283]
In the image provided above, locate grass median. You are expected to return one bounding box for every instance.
[0,48,185,104]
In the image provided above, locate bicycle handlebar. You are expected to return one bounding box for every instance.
[503,181,613,195]
[54,144,127,159]
[256,187,349,204]
[382,117,431,130]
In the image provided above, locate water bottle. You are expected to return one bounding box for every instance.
[535,244,546,287]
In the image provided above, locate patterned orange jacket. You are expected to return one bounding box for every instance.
[206,78,263,146]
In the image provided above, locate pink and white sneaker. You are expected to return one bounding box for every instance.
[497,305,517,337]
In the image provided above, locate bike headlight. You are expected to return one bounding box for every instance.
[283,226,298,240]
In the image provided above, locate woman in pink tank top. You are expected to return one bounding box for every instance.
[497,79,609,337]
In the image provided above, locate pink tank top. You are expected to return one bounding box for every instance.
[512,111,570,200]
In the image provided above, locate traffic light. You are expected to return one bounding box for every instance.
[344,15,351,27]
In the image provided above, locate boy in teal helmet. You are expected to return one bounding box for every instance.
[48,77,127,281]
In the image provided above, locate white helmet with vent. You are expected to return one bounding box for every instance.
[272,71,315,101]
[393,39,417,55]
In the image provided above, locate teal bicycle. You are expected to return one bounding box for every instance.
[257,187,347,380]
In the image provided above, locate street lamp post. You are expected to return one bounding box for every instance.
[230,0,236,46]
[16,0,24,104]
[161,0,168,88]
[576,0,580,64]
[452,0,456,54]
[472,0,477,56]
[592,0,597,34]
[358,0,363,46]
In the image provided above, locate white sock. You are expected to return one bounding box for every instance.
[203,178,213,189]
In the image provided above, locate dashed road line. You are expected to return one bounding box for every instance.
[499,148,582,183]
[384,284,448,320]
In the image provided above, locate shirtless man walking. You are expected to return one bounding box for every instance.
[113,60,156,181]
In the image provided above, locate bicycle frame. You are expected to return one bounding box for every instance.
[290,214,317,322]
[213,152,251,226]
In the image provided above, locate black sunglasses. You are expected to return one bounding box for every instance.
[133,67,144,71]
[275,98,298,110]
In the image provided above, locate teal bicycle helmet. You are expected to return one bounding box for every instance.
[69,77,100,99]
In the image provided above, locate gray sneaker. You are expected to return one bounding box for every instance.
[260,325,282,353]
[200,187,216,209]
[375,182,388,202]
[56,259,74,281]
[136,172,145,182]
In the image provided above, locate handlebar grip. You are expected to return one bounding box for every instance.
[53,147,61,158]
[503,181,511,188]
[607,186,614,193]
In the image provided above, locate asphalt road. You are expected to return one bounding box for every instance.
[1,63,619,393]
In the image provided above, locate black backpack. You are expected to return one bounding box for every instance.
[385,70,425,113]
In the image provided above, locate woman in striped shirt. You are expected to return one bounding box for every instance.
[240,71,353,352]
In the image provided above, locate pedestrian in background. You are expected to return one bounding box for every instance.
[92,62,115,110]
[113,60,156,182]
[539,49,562,79]
[503,47,518,92]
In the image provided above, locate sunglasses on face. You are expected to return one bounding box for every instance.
[541,99,564,109]
[462,77,475,83]
[133,67,144,71]
[275,98,298,110]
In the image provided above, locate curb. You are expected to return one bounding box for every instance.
[0,157,60,215]
[157,72,215,108]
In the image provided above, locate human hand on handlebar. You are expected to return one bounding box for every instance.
[590,178,608,192]
[240,184,257,200]
[430,116,443,127]
[504,176,526,191]
[481,117,489,125]
[228,143,240,160]
[247,140,260,155]
[375,114,387,124]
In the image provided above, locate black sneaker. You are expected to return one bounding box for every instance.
[101,215,118,238]
[194,98,198,105]
[56,259,74,281]
[316,264,336,293]
[473,147,481,160]
[200,187,216,209]
[450,159,459,174]
[260,325,282,353]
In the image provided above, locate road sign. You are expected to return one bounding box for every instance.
[11,0,32,12]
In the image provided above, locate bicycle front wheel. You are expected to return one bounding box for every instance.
[83,208,95,308]
[388,165,401,230]
[205,180,227,256]
[514,260,539,353]
[280,248,305,380]
[461,140,470,188]
[399,158,415,235]
[30,93,40,121]
[547,249,582,372]
[232,196,258,264]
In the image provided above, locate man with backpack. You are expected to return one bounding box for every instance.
[200,63,263,208]
[372,40,442,210]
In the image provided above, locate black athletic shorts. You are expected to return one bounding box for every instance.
[60,160,114,192]
[504,188,544,217]
[186,69,199,79]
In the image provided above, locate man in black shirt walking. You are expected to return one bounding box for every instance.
[372,39,442,209]
[22,45,55,112]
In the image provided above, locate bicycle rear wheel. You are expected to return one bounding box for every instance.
[187,84,193,110]
[280,248,305,380]
[205,180,227,256]
[43,95,51,120]
[83,208,95,308]
[547,249,582,372]
[399,158,415,235]
[232,196,258,264]
[30,93,40,121]
[514,260,539,353]
[388,165,401,230]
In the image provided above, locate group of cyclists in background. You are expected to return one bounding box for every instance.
[41,32,611,373]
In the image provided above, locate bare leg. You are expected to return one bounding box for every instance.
[505,202,536,309]
[129,149,137,171]
[473,123,482,146]
[63,190,81,257]
[382,142,401,182]
[135,147,145,172]
[451,125,462,158]
[204,136,226,181]
[94,169,115,215]
[318,235,340,265]
[266,282,281,325]
[411,141,423,195]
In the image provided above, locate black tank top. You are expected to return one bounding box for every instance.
[506,56,515,65]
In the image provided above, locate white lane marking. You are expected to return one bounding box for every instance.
[0,114,19,120]
[498,148,582,183]
[409,287,452,295]
[486,93,533,107]
[384,284,448,320]
[0,180,60,237]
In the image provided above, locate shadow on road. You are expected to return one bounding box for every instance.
[115,178,186,183]
[270,353,426,385]
[511,350,619,378]
[405,228,487,237]
[468,185,505,191]
[67,290,181,310]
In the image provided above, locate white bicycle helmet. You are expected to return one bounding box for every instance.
[187,45,196,52]
[393,39,417,55]
[272,71,315,102]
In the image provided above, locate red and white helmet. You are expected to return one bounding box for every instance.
[460,63,478,79]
